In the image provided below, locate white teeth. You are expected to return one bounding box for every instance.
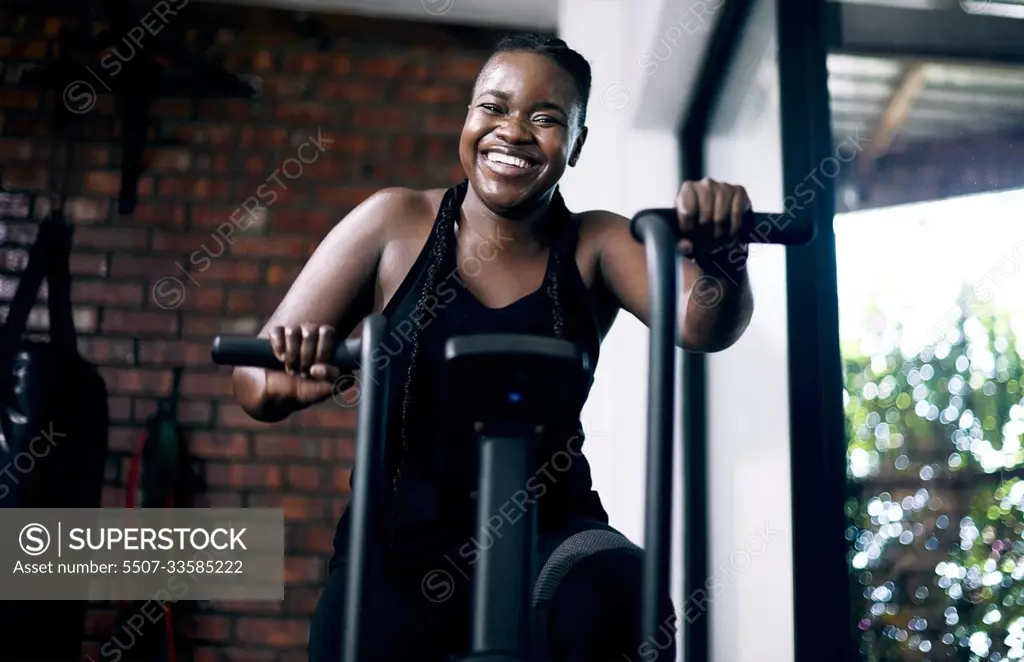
[486,152,531,169]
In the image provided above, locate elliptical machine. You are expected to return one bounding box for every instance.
[211,207,812,661]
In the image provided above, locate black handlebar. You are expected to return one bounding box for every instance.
[210,336,364,370]
[630,209,816,246]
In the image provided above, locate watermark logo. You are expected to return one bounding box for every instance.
[600,80,633,114]
[62,0,191,115]
[63,81,97,114]
[690,275,724,308]
[421,568,455,603]
[19,523,50,556]
[423,0,455,16]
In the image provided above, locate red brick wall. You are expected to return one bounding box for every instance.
[0,4,506,660]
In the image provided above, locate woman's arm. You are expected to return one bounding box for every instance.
[232,188,418,421]
[591,214,753,352]
[588,179,755,353]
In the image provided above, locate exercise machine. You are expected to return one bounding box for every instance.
[211,207,812,661]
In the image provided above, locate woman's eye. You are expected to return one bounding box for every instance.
[534,116,559,126]
[481,104,503,113]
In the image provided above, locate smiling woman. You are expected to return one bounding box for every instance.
[230,31,755,662]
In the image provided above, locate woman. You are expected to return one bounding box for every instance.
[233,33,754,661]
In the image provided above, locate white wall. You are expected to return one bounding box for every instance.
[702,0,795,661]
[560,2,796,662]
[557,2,721,660]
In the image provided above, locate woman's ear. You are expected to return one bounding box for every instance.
[569,127,588,167]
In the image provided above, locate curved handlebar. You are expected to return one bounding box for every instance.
[630,209,816,246]
[210,336,363,370]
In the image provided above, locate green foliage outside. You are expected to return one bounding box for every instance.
[847,292,1024,661]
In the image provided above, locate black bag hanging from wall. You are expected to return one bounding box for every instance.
[0,201,111,659]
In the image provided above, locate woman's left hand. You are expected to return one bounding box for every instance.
[674,177,751,266]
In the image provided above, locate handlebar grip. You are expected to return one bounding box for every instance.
[211,336,363,370]
[629,209,816,246]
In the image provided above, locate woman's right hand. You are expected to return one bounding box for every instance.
[266,324,344,407]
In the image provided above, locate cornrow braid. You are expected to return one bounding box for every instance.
[388,181,574,545]
[388,180,467,546]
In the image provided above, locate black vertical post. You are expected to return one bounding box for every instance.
[343,314,389,662]
[777,0,854,660]
[631,214,678,651]
[679,1,757,660]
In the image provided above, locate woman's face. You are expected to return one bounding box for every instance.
[459,51,586,214]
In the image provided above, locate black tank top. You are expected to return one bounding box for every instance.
[332,182,608,567]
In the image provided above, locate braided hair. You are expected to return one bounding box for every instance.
[389,35,593,540]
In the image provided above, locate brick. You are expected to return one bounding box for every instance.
[252,434,330,460]
[204,463,281,489]
[243,155,267,174]
[4,305,99,333]
[137,340,211,366]
[167,123,236,147]
[222,648,275,662]
[78,338,136,364]
[287,525,334,555]
[178,400,213,424]
[102,310,179,335]
[229,236,305,259]
[265,264,301,286]
[206,600,281,615]
[108,427,138,453]
[285,465,326,491]
[0,139,33,160]
[131,203,187,227]
[158,178,231,200]
[319,82,384,102]
[0,89,40,111]
[283,586,323,616]
[83,171,120,196]
[199,258,262,284]
[110,255,173,279]
[217,403,277,430]
[194,492,244,508]
[81,145,111,168]
[437,55,487,81]
[181,372,234,397]
[151,99,192,119]
[99,368,174,395]
[0,221,37,244]
[73,226,148,250]
[274,102,330,124]
[64,197,110,224]
[107,396,132,422]
[149,148,191,171]
[182,314,219,337]
[282,557,323,585]
[250,493,327,520]
[239,127,287,149]
[193,614,231,642]
[425,114,465,134]
[72,281,143,305]
[189,432,249,459]
[396,85,466,104]
[312,186,377,208]
[191,206,241,230]
[102,486,128,507]
[351,107,413,130]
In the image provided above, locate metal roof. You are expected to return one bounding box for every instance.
[827,0,1024,146]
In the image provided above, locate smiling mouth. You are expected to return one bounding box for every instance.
[481,151,540,176]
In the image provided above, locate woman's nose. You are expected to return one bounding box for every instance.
[494,113,532,143]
